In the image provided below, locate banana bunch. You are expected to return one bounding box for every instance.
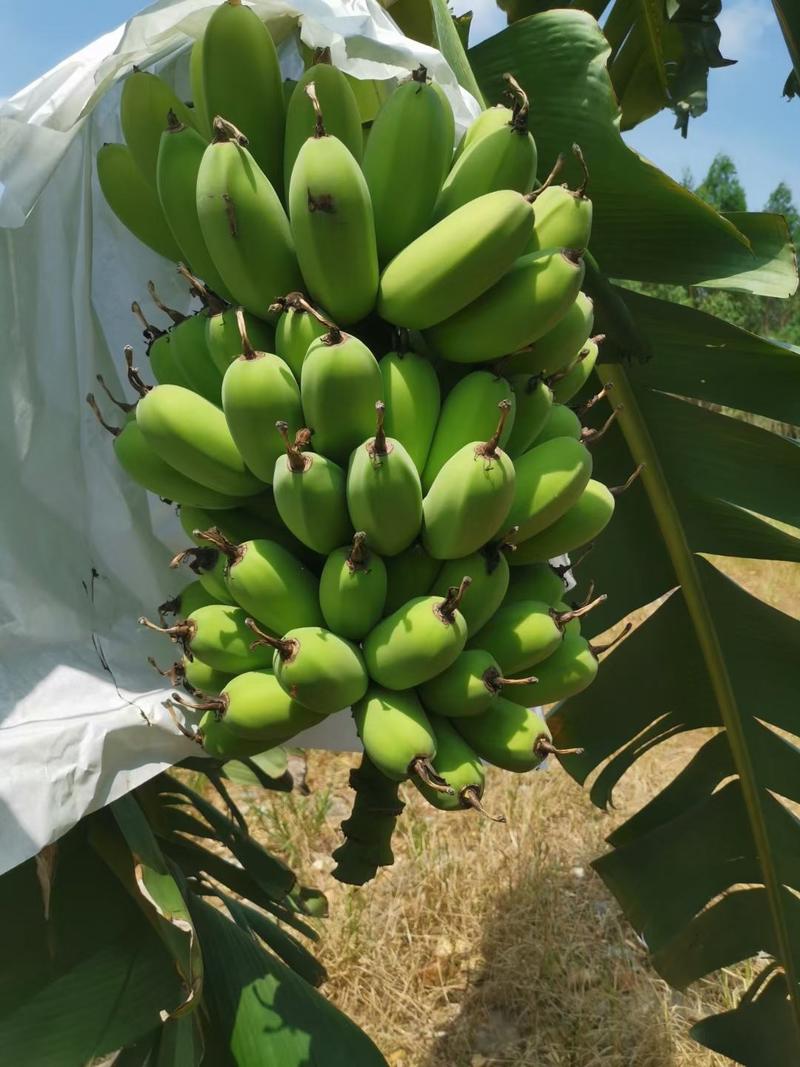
[91,3,642,878]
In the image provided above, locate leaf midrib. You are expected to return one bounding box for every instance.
[596,361,800,1026]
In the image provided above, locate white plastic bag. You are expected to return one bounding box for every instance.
[0,0,481,877]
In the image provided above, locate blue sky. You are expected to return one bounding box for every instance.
[2,0,797,210]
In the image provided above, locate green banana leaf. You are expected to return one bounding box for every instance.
[544,288,800,1063]
[773,0,800,89]
[468,10,796,295]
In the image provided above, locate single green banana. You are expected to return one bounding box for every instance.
[428,540,510,636]
[140,603,274,674]
[300,328,382,463]
[362,577,471,689]
[379,344,441,475]
[284,62,362,193]
[506,436,593,541]
[433,76,536,221]
[549,336,601,404]
[169,308,225,406]
[247,619,368,715]
[120,69,199,187]
[272,423,352,554]
[346,402,423,556]
[353,686,443,786]
[198,714,267,760]
[501,291,594,377]
[505,375,553,457]
[455,699,557,773]
[201,0,285,195]
[206,306,275,377]
[453,104,512,162]
[319,532,387,641]
[197,526,323,634]
[502,627,629,707]
[470,596,602,675]
[273,292,330,380]
[221,308,303,483]
[97,144,181,260]
[289,85,379,324]
[383,541,441,615]
[363,66,454,264]
[414,717,501,819]
[533,403,582,445]
[377,189,534,330]
[196,119,300,318]
[86,393,244,508]
[422,371,516,492]
[526,152,592,253]
[503,562,566,606]
[189,37,212,140]
[240,488,325,571]
[422,402,516,560]
[135,383,263,496]
[156,113,231,297]
[418,648,536,718]
[426,249,585,365]
[175,670,323,742]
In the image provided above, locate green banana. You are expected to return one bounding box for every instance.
[131,302,190,389]
[433,76,536,222]
[346,402,423,556]
[363,66,454,264]
[170,542,229,602]
[272,423,352,554]
[240,490,325,572]
[501,291,594,377]
[86,393,243,508]
[300,329,383,463]
[273,292,330,380]
[158,578,222,622]
[169,308,225,406]
[527,151,592,253]
[418,648,537,718]
[198,714,266,760]
[174,670,323,742]
[379,343,441,475]
[284,62,362,193]
[156,113,230,297]
[221,308,302,483]
[453,104,512,162]
[455,699,558,773]
[422,371,516,492]
[136,383,263,496]
[510,468,642,564]
[289,84,378,324]
[247,619,368,715]
[201,0,285,195]
[502,562,566,607]
[140,603,274,674]
[97,145,181,260]
[472,596,603,675]
[414,717,501,818]
[429,541,509,636]
[503,626,629,707]
[362,577,471,689]
[206,306,275,377]
[196,119,300,318]
[533,402,582,445]
[426,249,586,364]
[549,336,601,404]
[196,526,323,634]
[422,402,516,560]
[506,436,593,542]
[353,686,446,790]
[377,189,534,329]
[504,375,553,457]
[383,541,441,615]
[189,37,212,140]
[319,532,387,640]
[120,69,199,187]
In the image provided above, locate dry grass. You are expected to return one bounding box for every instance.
[224,556,800,1067]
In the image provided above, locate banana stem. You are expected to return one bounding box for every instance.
[171,689,226,716]
[410,757,455,795]
[526,153,565,202]
[535,737,584,759]
[572,143,590,198]
[503,72,530,131]
[437,576,472,623]
[305,81,326,138]
[476,399,512,460]
[211,116,249,146]
[554,542,595,577]
[148,656,184,687]
[312,46,332,65]
[496,673,539,688]
[147,280,185,324]
[124,345,151,397]
[590,621,632,657]
[347,531,370,571]
[411,64,428,84]
[461,786,507,823]
[235,306,258,360]
[276,421,309,473]
[554,593,607,628]
[177,263,225,314]
[196,526,241,564]
[169,546,219,574]
[610,464,645,497]
[96,374,135,414]
[576,579,596,607]
[163,699,202,744]
[268,291,337,332]
[131,300,164,342]
[86,393,120,437]
[369,401,388,457]
[165,108,184,133]
[139,616,196,648]
[574,382,614,418]
[244,617,295,660]
[582,406,622,447]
